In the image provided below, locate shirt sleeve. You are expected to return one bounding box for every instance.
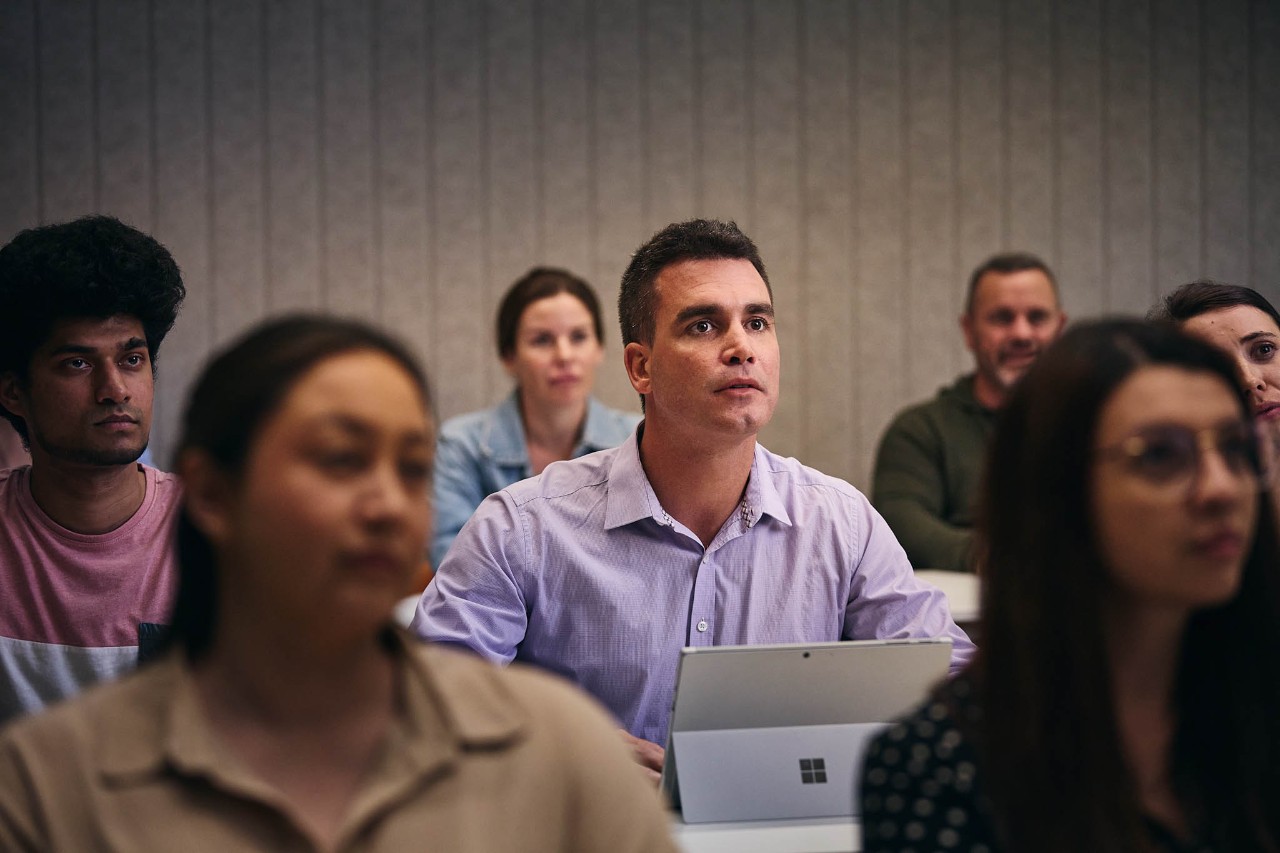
[841,497,976,675]
[413,490,530,664]
[430,427,494,569]
[872,408,973,572]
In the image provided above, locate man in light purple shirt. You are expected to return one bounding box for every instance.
[414,219,974,776]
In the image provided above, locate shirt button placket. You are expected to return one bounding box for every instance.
[689,552,714,645]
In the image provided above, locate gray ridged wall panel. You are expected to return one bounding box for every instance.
[2,0,1277,490]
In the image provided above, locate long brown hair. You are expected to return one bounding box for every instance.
[973,318,1280,852]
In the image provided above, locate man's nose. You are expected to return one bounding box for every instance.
[95,364,129,404]
[724,325,756,364]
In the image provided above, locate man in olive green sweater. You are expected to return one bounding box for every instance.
[873,253,1066,571]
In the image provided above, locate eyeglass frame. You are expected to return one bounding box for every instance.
[1092,419,1266,491]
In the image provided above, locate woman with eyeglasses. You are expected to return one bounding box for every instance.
[0,316,677,852]
[860,319,1280,852]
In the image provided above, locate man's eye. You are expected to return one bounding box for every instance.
[690,320,713,334]
[747,317,770,332]
[122,354,146,367]
[1253,342,1276,361]
[64,358,89,370]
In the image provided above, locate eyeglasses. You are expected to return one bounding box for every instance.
[1094,421,1264,488]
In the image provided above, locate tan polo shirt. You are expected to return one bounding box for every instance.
[0,632,678,852]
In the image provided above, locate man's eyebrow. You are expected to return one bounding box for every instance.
[47,337,149,357]
[673,303,724,325]
[1242,330,1278,343]
[47,344,97,357]
[673,302,776,325]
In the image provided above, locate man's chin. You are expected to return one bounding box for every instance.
[38,442,147,468]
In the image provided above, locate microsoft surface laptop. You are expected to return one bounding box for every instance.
[661,638,951,824]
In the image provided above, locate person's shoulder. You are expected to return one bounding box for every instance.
[506,444,620,505]
[412,642,618,734]
[889,377,972,426]
[143,464,182,493]
[756,445,864,504]
[591,399,642,430]
[439,403,502,441]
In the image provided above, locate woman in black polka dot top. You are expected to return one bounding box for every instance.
[861,320,1280,853]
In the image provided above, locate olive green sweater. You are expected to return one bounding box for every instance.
[871,375,995,572]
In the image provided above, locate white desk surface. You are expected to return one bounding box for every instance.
[914,569,980,624]
[671,815,859,853]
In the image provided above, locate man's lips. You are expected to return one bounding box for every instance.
[999,349,1038,365]
[95,414,139,427]
[716,378,763,393]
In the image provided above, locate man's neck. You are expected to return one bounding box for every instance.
[27,457,147,534]
[638,421,756,547]
[970,373,1005,411]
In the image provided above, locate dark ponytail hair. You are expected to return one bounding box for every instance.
[168,314,430,660]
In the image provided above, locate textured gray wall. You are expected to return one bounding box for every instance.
[2,0,1277,489]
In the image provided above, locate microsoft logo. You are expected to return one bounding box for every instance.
[799,757,827,784]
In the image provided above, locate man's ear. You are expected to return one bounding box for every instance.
[623,341,652,397]
[0,372,28,420]
[178,448,235,547]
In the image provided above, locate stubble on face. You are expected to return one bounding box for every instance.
[13,315,154,469]
[638,258,781,444]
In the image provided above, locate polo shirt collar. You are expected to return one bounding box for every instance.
[96,629,526,794]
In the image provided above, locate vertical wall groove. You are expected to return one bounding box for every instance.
[0,0,1274,486]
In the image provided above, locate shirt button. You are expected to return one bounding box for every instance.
[696,620,708,632]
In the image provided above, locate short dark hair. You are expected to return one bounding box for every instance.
[1149,278,1280,331]
[964,251,1057,314]
[972,318,1280,851]
[618,219,770,346]
[495,267,604,360]
[0,215,186,440]
[168,315,431,661]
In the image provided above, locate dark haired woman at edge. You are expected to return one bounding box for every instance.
[860,319,1280,852]
[0,315,677,852]
[430,267,639,568]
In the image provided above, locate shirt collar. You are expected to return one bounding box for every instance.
[484,392,634,468]
[481,392,530,467]
[96,629,527,791]
[603,428,792,531]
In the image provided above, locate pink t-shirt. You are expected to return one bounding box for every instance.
[1,464,180,723]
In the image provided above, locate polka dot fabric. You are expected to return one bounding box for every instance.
[859,673,1001,853]
[860,674,1221,853]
